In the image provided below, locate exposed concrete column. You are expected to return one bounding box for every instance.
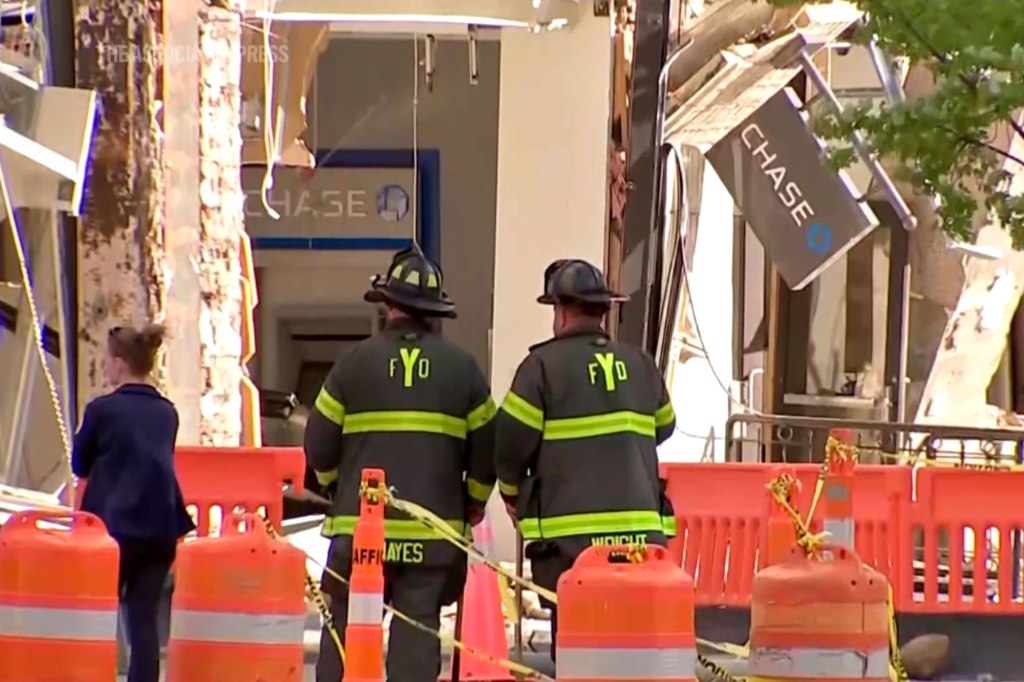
[489,9,614,561]
[197,5,244,445]
[163,0,203,443]
[76,0,244,447]
[75,0,168,411]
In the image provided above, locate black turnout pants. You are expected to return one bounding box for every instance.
[317,541,466,682]
[118,537,177,682]
[526,542,578,663]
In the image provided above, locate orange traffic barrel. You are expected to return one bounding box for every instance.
[166,512,306,681]
[761,466,799,569]
[0,510,120,681]
[557,544,697,682]
[824,429,856,549]
[750,544,889,680]
[344,468,387,682]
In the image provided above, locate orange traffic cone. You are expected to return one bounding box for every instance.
[441,511,512,682]
[343,469,387,682]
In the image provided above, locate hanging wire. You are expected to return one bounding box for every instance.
[411,33,420,248]
[259,0,281,220]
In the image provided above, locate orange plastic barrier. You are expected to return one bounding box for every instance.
[902,466,1024,614]
[175,446,306,535]
[557,544,697,682]
[661,462,767,606]
[166,512,306,682]
[660,461,910,607]
[344,468,387,682]
[74,446,306,535]
[441,512,511,682]
[0,510,120,681]
[749,545,889,680]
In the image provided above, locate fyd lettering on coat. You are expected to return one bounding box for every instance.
[389,348,431,387]
[588,352,628,391]
[740,124,815,227]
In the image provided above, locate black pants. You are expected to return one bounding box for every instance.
[118,538,177,682]
[527,543,578,663]
[317,542,466,682]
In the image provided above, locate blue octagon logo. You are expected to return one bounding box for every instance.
[376,184,410,222]
[806,223,833,255]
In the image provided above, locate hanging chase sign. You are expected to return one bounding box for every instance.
[705,88,877,290]
[242,166,417,247]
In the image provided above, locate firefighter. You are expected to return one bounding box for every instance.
[494,258,677,659]
[304,246,497,682]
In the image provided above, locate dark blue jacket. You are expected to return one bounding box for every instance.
[72,384,195,541]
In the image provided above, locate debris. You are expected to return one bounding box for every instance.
[900,633,950,680]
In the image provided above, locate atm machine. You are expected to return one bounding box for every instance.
[253,261,388,403]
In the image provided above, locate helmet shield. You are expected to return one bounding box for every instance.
[364,247,457,318]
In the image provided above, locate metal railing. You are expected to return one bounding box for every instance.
[724,412,1024,603]
[725,413,1024,466]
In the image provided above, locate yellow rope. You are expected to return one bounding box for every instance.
[0,163,74,497]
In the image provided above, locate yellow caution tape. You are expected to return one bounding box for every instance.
[311,551,554,681]
[696,653,793,682]
[876,447,1023,471]
[260,495,552,681]
[802,454,831,526]
[374,485,756,664]
[260,516,346,665]
[366,484,560,604]
[765,447,907,682]
[697,638,750,657]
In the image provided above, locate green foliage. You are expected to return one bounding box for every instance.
[777,0,1024,244]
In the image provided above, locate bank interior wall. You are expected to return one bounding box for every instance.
[316,37,499,371]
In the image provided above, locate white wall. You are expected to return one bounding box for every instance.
[489,10,614,560]
[659,161,735,463]
[308,37,501,371]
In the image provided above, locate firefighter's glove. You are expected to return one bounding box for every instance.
[467,503,486,527]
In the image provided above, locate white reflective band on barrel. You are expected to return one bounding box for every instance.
[347,592,384,625]
[823,518,854,547]
[0,604,117,641]
[750,646,889,678]
[557,647,698,679]
[170,610,306,645]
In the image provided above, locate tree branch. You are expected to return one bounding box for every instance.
[885,2,1024,146]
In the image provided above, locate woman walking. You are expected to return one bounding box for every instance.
[72,324,195,682]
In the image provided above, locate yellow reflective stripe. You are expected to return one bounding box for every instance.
[314,388,346,426]
[466,477,493,503]
[543,411,655,440]
[323,515,468,540]
[654,400,675,428]
[519,510,665,539]
[662,515,677,537]
[315,469,338,486]
[343,411,467,439]
[498,479,519,497]
[501,392,544,431]
[467,396,497,432]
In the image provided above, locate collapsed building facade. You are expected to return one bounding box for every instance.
[0,0,1022,676]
